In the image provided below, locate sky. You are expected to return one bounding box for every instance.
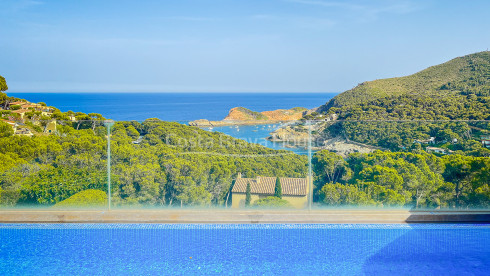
[1,0,490,93]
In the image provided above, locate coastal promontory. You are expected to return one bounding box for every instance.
[189,106,308,126]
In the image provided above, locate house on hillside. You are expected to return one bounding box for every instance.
[9,101,27,107]
[426,146,453,155]
[482,135,490,148]
[44,120,57,134]
[15,127,33,137]
[231,173,309,208]
[22,104,43,111]
[11,109,29,119]
[414,137,435,144]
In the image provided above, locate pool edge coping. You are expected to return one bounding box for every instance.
[1,210,489,224]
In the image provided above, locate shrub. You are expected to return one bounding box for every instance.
[253,196,292,208]
[53,189,107,208]
[0,121,14,137]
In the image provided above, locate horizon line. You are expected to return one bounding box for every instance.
[7,91,340,94]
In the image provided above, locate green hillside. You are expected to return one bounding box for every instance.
[318,51,490,120]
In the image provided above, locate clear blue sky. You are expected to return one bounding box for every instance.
[1,0,489,93]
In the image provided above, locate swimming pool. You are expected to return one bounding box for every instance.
[1,224,489,275]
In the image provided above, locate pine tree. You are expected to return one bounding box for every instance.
[245,182,251,206]
[274,177,282,199]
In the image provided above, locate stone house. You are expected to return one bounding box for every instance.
[231,173,309,208]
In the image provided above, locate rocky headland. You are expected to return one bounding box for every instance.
[189,106,308,126]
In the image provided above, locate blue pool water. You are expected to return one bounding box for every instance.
[1,224,489,275]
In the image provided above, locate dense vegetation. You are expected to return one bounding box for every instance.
[0,110,307,207]
[305,52,489,208]
[301,52,490,157]
[233,107,269,120]
[313,150,489,208]
[324,121,490,156]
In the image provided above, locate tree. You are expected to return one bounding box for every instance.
[312,150,349,184]
[245,182,251,206]
[274,177,282,199]
[0,121,14,138]
[10,105,21,111]
[0,75,8,92]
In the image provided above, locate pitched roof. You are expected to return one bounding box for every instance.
[0,120,16,126]
[10,101,27,105]
[11,109,29,113]
[232,176,308,196]
[22,104,40,109]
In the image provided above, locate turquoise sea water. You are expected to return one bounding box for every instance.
[1,224,488,275]
[208,123,309,154]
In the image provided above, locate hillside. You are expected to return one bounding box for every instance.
[279,52,490,157]
[317,51,490,120]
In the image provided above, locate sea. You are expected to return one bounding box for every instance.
[9,92,337,154]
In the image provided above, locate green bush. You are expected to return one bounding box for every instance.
[53,189,107,208]
[253,196,292,208]
[0,121,14,137]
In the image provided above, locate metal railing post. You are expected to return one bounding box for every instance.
[104,120,114,210]
[308,120,313,211]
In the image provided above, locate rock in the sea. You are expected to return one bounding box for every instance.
[267,126,309,149]
[189,106,307,126]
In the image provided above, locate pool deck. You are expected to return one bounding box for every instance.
[0,210,489,223]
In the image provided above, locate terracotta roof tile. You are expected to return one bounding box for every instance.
[10,101,27,105]
[232,176,308,196]
[11,109,29,113]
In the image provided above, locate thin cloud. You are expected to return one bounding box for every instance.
[285,0,420,21]
[286,0,363,9]
[251,14,336,30]
[0,0,44,13]
[164,16,221,22]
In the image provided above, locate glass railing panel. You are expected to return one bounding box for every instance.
[109,120,309,210]
[0,120,108,210]
[2,118,488,211]
[306,119,490,210]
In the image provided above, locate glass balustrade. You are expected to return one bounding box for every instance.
[0,119,488,210]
